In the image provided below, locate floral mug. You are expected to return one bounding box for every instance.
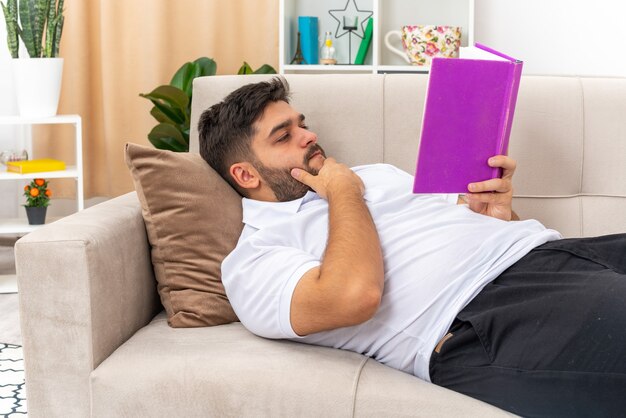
[384,25,462,66]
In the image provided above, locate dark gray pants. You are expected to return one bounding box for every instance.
[429,234,626,418]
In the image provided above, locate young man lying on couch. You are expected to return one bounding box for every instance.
[197,77,626,417]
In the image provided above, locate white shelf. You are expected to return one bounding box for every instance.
[279,0,474,74]
[0,217,62,234]
[0,166,79,180]
[0,114,81,125]
[283,64,374,72]
[0,114,84,235]
[284,64,432,73]
[376,65,431,73]
[283,64,431,74]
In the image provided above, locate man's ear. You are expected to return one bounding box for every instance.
[229,162,261,191]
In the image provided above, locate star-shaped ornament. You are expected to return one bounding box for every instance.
[328,0,373,39]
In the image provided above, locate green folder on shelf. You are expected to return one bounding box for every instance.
[355,18,373,65]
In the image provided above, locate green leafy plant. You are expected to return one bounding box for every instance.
[1,0,65,59]
[237,62,277,75]
[24,178,51,207]
[140,58,277,152]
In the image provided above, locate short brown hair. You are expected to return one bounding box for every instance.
[198,77,290,194]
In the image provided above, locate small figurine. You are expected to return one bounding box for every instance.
[290,32,307,65]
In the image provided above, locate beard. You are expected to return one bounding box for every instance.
[253,144,326,202]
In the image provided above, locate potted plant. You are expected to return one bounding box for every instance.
[140,58,276,152]
[1,0,65,117]
[23,178,51,224]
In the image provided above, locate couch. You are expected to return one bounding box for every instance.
[15,74,626,417]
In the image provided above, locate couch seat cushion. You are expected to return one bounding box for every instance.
[90,313,512,417]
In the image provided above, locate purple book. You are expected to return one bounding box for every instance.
[412,43,523,194]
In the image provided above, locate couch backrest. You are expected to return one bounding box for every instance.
[190,74,626,238]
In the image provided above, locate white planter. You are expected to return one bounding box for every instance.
[11,58,64,118]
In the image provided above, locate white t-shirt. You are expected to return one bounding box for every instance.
[221,164,562,381]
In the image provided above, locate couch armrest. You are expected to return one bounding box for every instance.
[15,192,161,418]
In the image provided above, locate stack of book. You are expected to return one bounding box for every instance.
[6,158,66,174]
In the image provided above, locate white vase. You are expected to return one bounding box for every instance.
[11,57,64,118]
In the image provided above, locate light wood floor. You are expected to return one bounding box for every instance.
[0,237,21,345]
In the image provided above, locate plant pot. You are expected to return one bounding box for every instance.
[25,206,47,225]
[11,58,64,118]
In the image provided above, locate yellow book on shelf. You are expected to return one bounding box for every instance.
[6,158,66,174]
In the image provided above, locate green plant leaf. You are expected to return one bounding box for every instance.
[45,0,58,57]
[181,127,190,146]
[53,14,63,57]
[19,0,39,57]
[188,58,217,98]
[148,100,185,125]
[34,0,48,57]
[56,0,64,20]
[170,58,217,98]
[139,85,189,125]
[183,62,200,98]
[253,64,277,74]
[194,57,217,77]
[1,0,20,58]
[170,61,193,92]
[150,106,174,124]
[8,0,16,15]
[148,123,188,152]
[148,136,187,152]
[44,6,54,56]
[149,123,188,147]
[142,85,188,110]
[238,61,253,75]
[53,0,64,57]
[44,12,62,57]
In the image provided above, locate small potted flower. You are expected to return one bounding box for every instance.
[23,178,52,225]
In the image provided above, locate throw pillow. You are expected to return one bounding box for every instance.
[125,143,241,327]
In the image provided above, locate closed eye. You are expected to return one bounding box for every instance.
[276,133,290,142]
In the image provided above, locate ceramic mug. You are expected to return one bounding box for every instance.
[384,25,462,66]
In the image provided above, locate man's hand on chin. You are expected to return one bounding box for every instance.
[463,155,518,221]
[291,158,364,200]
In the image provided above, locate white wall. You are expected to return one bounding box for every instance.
[475,0,626,77]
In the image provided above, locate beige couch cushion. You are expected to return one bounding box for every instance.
[125,143,240,327]
[90,314,511,417]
